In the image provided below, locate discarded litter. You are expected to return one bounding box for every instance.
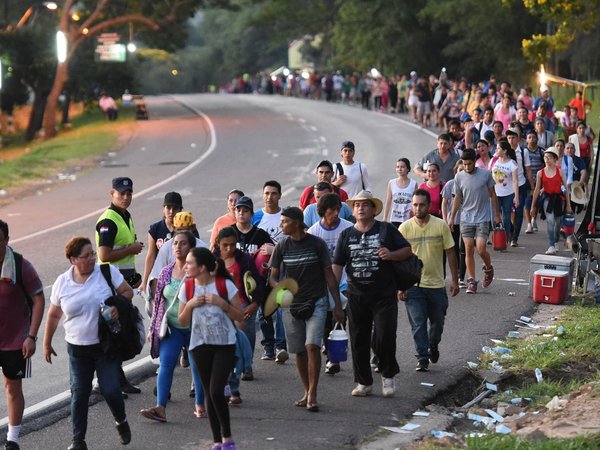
[535,368,543,383]
[557,326,565,335]
[485,409,505,423]
[266,437,275,441]
[467,361,479,369]
[508,292,515,296]
[451,412,465,419]
[520,316,532,323]
[420,382,435,387]
[412,411,430,417]
[495,424,512,434]
[431,430,456,438]
[380,426,412,434]
[485,383,498,392]
[468,413,494,425]
[490,338,504,344]
[546,395,567,411]
[400,423,420,431]
[510,398,522,405]
[507,331,520,338]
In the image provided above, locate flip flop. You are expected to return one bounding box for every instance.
[294,399,307,407]
[306,402,320,412]
[194,409,208,418]
[140,407,167,422]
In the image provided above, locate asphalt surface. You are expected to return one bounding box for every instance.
[1,94,558,449]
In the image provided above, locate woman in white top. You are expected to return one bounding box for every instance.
[178,247,244,450]
[43,237,133,449]
[489,140,519,243]
[332,141,372,199]
[383,158,417,227]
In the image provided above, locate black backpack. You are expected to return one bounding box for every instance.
[99,265,145,361]
[14,252,33,321]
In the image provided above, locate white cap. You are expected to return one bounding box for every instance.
[540,84,549,93]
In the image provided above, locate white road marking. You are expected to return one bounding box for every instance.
[319,136,326,142]
[310,125,317,131]
[11,99,217,245]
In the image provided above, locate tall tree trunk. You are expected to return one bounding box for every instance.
[62,91,71,125]
[42,62,68,139]
[25,94,47,141]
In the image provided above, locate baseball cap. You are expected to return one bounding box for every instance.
[316,160,333,171]
[281,206,307,229]
[314,181,333,191]
[540,84,549,93]
[163,191,183,208]
[341,141,355,150]
[235,196,254,212]
[506,127,520,137]
[173,211,195,228]
[460,112,472,122]
[483,130,495,142]
[112,177,133,192]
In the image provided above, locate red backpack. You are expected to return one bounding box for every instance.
[185,277,228,301]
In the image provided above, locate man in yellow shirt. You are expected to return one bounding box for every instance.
[400,189,459,372]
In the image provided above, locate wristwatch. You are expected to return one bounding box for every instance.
[26,335,38,342]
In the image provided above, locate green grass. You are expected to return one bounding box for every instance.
[0,108,135,190]
[464,434,600,450]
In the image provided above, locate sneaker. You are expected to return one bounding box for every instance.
[211,445,222,450]
[525,223,534,234]
[68,439,88,450]
[429,346,440,364]
[116,420,131,445]
[466,278,478,294]
[241,368,254,381]
[532,219,538,232]
[275,349,289,364]
[545,246,557,255]
[416,359,429,372]
[382,377,396,397]
[261,349,275,361]
[179,350,189,368]
[121,382,141,394]
[4,442,19,450]
[229,395,242,405]
[325,361,341,375]
[482,265,494,288]
[222,441,236,450]
[351,384,373,397]
[458,280,467,289]
[510,240,518,247]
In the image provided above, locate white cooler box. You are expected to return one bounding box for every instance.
[528,254,575,298]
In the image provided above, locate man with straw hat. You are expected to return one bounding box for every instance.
[269,207,344,413]
[333,190,412,398]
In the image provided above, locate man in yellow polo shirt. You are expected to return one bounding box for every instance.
[96,176,144,395]
[400,188,459,372]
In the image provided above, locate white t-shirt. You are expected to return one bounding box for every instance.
[515,145,531,187]
[490,159,518,197]
[178,279,238,349]
[149,237,208,282]
[307,218,353,257]
[255,209,283,243]
[50,264,125,346]
[388,178,417,223]
[334,161,372,199]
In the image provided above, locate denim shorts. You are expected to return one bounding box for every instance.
[460,221,490,240]
[282,297,327,353]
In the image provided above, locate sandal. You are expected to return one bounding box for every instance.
[294,398,307,407]
[140,407,167,422]
[306,402,320,412]
[194,408,207,418]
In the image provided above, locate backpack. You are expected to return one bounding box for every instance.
[99,265,145,361]
[185,276,228,303]
[14,252,33,321]
[336,162,365,190]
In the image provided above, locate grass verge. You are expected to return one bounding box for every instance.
[463,433,600,449]
[0,108,135,191]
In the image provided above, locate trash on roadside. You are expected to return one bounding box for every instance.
[489,360,504,372]
[510,398,522,405]
[535,368,543,383]
[557,326,565,335]
[485,409,504,422]
[380,426,412,434]
[507,331,520,338]
[520,315,532,323]
[451,412,465,419]
[508,292,515,296]
[467,361,479,369]
[266,437,275,441]
[420,382,435,387]
[490,338,504,344]
[467,413,494,425]
[431,430,456,438]
[400,423,420,431]
[546,395,568,411]
[485,382,498,391]
[495,424,512,434]
[412,411,430,417]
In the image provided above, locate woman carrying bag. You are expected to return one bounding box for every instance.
[141,230,205,422]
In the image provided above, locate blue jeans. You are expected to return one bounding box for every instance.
[513,183,529,241]
[259,307,286,352]
[241,305,257,357]
[67,343,125,441]
[404,287,449,361]
[497,193,514,242]
[158,327,203,407]
[543,199,562,247]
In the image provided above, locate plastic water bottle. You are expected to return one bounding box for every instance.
[534,368,543,383]
[100,304,121,334]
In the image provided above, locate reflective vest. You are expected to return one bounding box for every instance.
[96,208,136,271]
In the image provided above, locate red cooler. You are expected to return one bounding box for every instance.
[533,269,569,304]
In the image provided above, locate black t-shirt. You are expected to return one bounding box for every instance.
[148,219,173,252]
[270,234,331,303]
[232,224,273,254]
[334,221,410,296]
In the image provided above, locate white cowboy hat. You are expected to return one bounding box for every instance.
[264,278,299,317]
[346,190,384,216]
[571,181,587,206]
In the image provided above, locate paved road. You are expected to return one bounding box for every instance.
[1,94,547,449]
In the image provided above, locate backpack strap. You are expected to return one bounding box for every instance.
[100,264,116,296]
[215,276,228,301]
[336,162,344,177]
[359,163,365,190]
[13,252,33,319]
[185,277,195,300]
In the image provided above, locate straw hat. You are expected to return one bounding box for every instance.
[264,278,299,317]
[243,271,256,301]
[346,190,383,216]
[571,181,587,205]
